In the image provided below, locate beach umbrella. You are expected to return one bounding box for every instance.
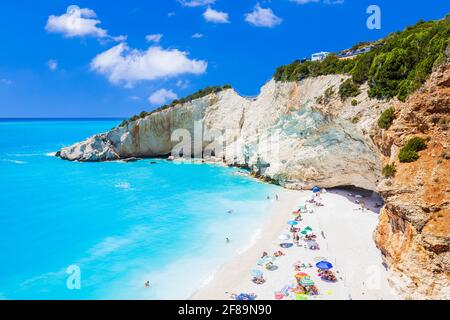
[300,278,315,286]
[295,294,309,300]
[278,234,290,241]
[355,195,363,199]
[257,258,266,266]
[236,293,255,301]
[295,272,310,279]
[287,220,298,226]
[304,227,313,231]
[316,261,333,270]
[263,256,275,263]
[313,187,320,193]
[251,269,263,278]
[300,230,313,235]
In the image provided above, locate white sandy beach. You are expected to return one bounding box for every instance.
[191,187,397,300]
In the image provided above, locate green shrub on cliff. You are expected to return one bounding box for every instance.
[382,163,397,178]
[339,79,360,100]
[378,107,395,129]
[398,137,427,163]
[274,17,450,102]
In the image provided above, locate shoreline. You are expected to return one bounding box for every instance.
[191,188,302,300]
[191,188,397,300]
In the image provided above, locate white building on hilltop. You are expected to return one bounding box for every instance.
[311,52,330,61]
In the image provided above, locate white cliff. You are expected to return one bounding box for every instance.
[58,75,390,190]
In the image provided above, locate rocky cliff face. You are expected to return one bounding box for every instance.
[58,75,389,190]
[57,65,449,299]
[373,62,450,300]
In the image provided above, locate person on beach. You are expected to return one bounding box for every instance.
[144,281,150,288]
[226,237,230,243]
[295,233,300,246]
[276,194,279,201]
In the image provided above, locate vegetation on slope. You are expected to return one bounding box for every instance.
[378,107,395,129]
[382,163,397,178]
[398,137,427,163]
[119,85,232,128]
[274,17,450,102]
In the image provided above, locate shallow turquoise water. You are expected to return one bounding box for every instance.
[0,119,279,300]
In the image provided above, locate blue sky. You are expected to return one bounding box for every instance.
[0,0,448,118]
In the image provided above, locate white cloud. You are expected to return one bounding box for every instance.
[191,33,204,39]
[149,88,178,105]
[203,7,230,24]
[129,95,142,101]
[176,79,190,89]
[245,4,282,28]
[45,5,125,41]
[145,33,163,43]
[178,0,216,7]
[47,59,58,71]
[91,43,208,87]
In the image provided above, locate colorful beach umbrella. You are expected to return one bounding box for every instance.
[251,269,263,278]
[300,278,315,286]
[295,272,310,279]
[287,220,298,226]
[295,294,309,300]
[236,293,255,301]
[316,261,333,270]
[313,187,320,193]
[304,226,313,231]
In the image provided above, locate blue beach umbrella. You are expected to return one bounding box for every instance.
[316,261,333,270]
[236,293,256,301]
[313,187,321,193]
[251,269,263,278]
[288,221,298,226]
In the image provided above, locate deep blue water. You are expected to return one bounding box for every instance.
[0,119,278,300]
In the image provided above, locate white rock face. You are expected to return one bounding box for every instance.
[58,76,390,190]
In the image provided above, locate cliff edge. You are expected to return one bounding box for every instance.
[373,62,450,299]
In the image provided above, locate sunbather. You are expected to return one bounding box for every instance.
[252,277,266,285]
[274,250,285,257]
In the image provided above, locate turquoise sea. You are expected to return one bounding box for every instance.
[0,119,279,300]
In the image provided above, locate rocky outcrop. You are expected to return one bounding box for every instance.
[58,75,389,190]
[373,62,450,300]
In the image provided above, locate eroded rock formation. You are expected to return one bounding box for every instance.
[58,75,389,190]
[373,63,450,299]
